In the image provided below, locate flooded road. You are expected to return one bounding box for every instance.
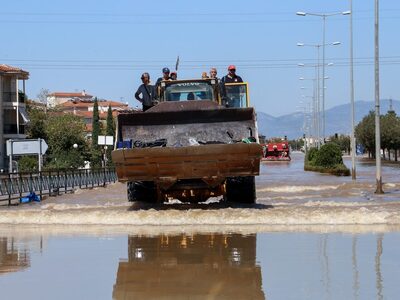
[0,227,399,299]
[0,152,400,299]
[1,152,399,226]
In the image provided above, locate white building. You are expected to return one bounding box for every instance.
[46,90,93,107]
[0,64,30,171]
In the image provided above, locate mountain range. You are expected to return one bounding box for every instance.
[257,99,400,139]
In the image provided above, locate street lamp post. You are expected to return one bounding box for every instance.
[298,100,311,155]
[299,77,317,147]
[297,10,350,142]
[349,1,356,180]
[298,47,336,148]
[374,0,383,194]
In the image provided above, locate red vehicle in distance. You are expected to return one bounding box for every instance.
[261,139,291,161]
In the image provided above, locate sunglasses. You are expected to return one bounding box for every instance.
[229,69,236,72]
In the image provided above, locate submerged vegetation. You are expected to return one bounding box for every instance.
[304,143,350,176]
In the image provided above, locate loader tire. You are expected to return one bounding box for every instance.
[224,176,256,204]
[127,181,157,203]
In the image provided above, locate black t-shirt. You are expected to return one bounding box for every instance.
[222,74,243,83]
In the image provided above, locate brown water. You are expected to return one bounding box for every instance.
[0,152,399,299]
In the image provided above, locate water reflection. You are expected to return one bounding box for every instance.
[352,237,360,300]
[321,235,331,299]
[113,233,265,299]
[375,234,384,300]
[315,233,386,300]
[0,237,30,274]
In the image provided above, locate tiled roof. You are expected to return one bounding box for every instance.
[0,64,29,78]
[60,100,128,108]
[49,92,93,98]
[98,100,129,107]
[73,110,121,118]
[73,111,107,118]
[60,101,95,108]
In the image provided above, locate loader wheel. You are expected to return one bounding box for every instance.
[224,176,256,204]
[127,181,157,203]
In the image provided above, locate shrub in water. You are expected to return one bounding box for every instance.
[305,147,319,166]
[314,143,343,168]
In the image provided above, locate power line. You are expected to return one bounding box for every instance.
[0,8,398,17]
[0,13,396,25]
[6,60,399,71]
[2,55,399,64]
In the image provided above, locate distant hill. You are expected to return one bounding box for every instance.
[257,99,400,139]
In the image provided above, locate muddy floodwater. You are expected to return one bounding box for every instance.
[1,152,400,299]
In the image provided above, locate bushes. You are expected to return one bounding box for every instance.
[305,143,350,176]
[18,156,39,172]
[314,143,343,167]
[305,147,319,164]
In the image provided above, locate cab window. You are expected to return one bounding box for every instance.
[224,83,248,108]
[164,82,214,101]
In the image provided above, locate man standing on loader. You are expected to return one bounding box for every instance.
[221,65,244,107]
[209,67,218,79]
[156,67,171,98]
[134,72,157,111]
[222,65,243,84]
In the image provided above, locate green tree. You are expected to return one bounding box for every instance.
[45,114,88,169]
[91,98,102,168]
[37,88,50,113]
[25,106,48,140]
[105,105,115,166]
[381,110,400,161]
[329,134,351,155]
[355,111,375,158]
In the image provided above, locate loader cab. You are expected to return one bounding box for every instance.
[160,79,250,108]
[160,79,218,102]
[224,82,250,108]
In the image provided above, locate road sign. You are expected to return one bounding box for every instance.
[98,135,114,146]
[6,139,48,156]
[6,139,49,173]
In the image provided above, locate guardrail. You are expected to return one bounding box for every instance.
[0,168,117,205]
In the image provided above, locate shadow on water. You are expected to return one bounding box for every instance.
[128,201,274,211]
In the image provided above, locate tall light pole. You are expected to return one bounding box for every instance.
[297,10,350,141]
[298,42,338,147]
[301,94,314,147]
[349,1,356,180]
[298,100,311,155]
[374,0,383,194]
[299,76,317,147]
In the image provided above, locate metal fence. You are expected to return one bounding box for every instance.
[0,168,117,205]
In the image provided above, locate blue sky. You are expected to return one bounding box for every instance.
[1,0,399,116]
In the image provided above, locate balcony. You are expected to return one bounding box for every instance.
[3,124,26,135]
[2,91,27,103]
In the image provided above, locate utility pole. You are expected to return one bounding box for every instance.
[374,0,383,193]
[349,0,356,180]
[322,15,326,141]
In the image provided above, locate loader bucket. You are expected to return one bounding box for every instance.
[117,101,259,147]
